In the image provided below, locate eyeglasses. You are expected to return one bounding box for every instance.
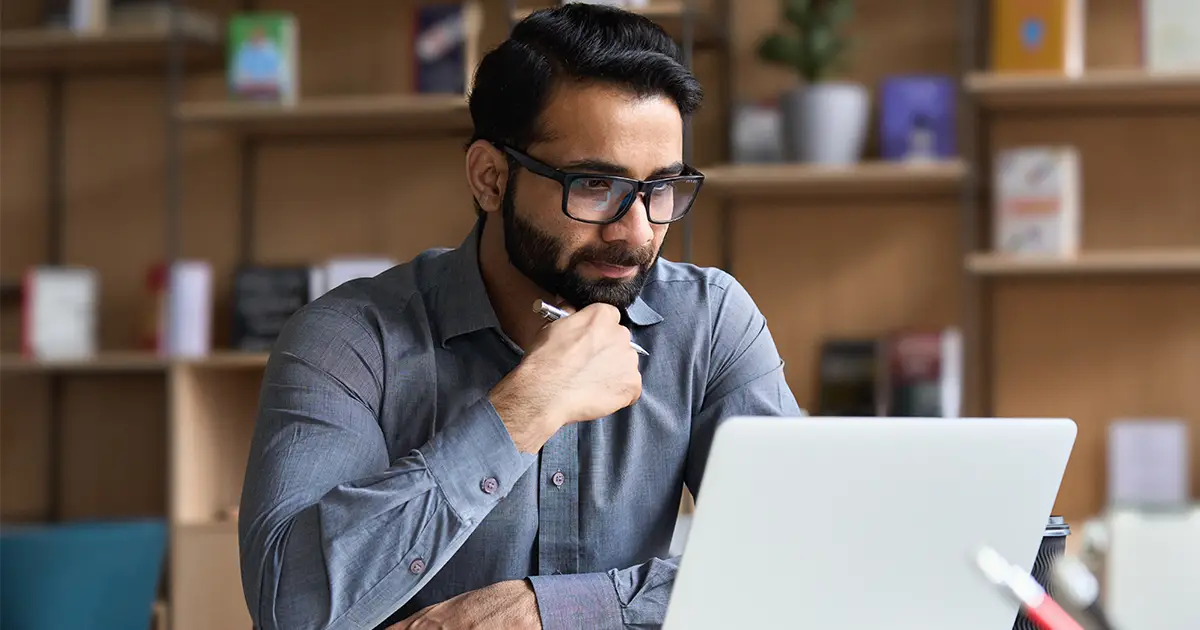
[496,143,705,225]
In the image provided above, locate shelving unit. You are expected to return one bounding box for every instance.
[959,1,1200,527]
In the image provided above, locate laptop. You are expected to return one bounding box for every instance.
[663,416,1077,630]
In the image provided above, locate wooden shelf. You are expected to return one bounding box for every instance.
[177,351,269,369]
[0,25,222,74]
[0,351,270,373]
[967,250,1200,276]
[0,352,169,373]
[511,1,724,46]
[964,70,1200,109]
[175,94,473,137]
[701,159,968,198]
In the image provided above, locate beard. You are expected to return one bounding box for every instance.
[501,186,658,310]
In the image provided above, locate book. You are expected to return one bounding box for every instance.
[990,0,1086,76]
[309,257,397,302]
[42,0,107,31]
[1141,0,1200,73]
[228,12,299,104]
[815,339,883,416]
[144,261,213,358]
[1108,419,1190,507]
[230,266,310,352]
[992,146,1081,257]
[21,266,98,361]
[413,2,483,95]
[880,328,962,418]
[108,0,222,41]
[879,75,957,162]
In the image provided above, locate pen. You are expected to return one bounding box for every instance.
[532,299,650,357]
[974,546,1085,630]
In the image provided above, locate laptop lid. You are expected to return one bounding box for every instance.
[664,416,1077,630]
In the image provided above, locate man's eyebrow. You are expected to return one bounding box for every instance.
[561,159,686,179]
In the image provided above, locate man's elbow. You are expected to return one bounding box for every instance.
[241,516,338,630]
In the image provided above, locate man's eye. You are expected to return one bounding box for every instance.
[582,178,611,190]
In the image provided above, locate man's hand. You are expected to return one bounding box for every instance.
[489,302,643,452]
[388,579,542,630]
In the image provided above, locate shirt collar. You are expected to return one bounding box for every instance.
[432,219,502,346]
[432,219,665,346]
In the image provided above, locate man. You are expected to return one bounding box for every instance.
[238,4,801,630]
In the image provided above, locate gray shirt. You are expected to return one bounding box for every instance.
[238,219,801,630]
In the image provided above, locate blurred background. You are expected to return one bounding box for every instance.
[1,0,1197,628]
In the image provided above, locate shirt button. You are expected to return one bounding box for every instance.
[551,471,565,487]
[409,558,425,574]
[481,477,499,494]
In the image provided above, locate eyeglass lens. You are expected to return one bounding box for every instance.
[567,177,699,223]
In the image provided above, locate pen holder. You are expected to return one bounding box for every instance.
[1013,515,1070,630]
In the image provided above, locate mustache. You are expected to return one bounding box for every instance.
[571,243,656,268]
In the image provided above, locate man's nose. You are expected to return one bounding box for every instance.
[604,193,654,245]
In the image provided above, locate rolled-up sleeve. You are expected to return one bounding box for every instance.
[238,305,537,630]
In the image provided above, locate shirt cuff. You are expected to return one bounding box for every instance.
[420,396,537,525]
[528,572,623,630]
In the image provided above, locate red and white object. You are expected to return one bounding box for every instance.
[975,546,1085,630]
[145,260,213,358]
[22,266,99,361]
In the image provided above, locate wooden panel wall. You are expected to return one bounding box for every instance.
[979,0,1200,525]
[1,76,52,520]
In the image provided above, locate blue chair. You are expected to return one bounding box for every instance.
[1,518,167,630]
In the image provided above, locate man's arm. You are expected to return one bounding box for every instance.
[238,305,538,630]
[526,275,802,630]
[240,298,645,630]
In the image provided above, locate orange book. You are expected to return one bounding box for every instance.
[990,0,1085,76]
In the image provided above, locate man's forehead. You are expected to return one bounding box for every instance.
[530,94,683,172]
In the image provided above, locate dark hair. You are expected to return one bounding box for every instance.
[466,4,703,215]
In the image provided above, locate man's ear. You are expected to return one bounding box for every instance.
[465,140,509,214]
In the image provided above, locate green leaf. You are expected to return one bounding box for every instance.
[783,0,812,29]
[757,32,806,69]
[826,0,854,25]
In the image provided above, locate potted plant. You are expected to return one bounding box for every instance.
[757,0,867,165]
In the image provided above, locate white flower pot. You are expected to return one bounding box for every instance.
[780,82,870,165]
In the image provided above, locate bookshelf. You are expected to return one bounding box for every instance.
[960,0,1200,528]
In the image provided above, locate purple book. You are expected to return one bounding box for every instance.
[879,75,957,161]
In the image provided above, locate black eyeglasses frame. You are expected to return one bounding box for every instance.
[494,142,705,226]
